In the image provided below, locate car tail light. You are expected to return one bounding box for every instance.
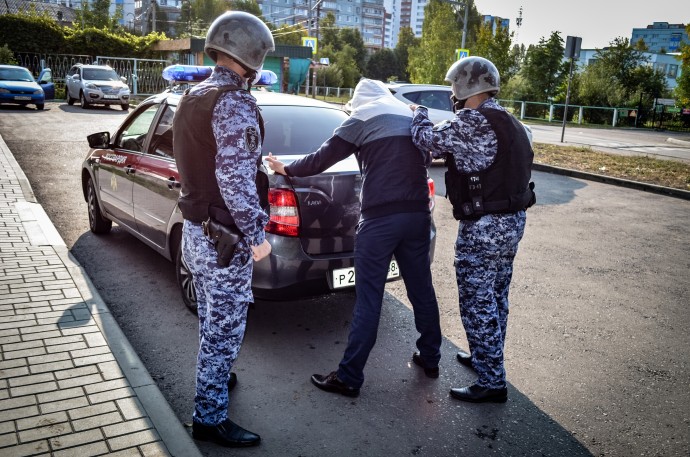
[266,188,300,237]
[427,178,436,211]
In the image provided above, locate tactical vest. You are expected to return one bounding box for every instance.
[173,85,268,224]
[445,107,536,221]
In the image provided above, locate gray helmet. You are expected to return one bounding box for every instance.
[445,56,500,101]
[205,11,275,71]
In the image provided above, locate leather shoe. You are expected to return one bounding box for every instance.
[192,419,261,447]
[311,371,360,397]
[456,349,473,369]
[412,352,439,378]
[450,384,507,403]
[228,372,237,392]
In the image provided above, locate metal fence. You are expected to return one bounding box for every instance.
[95,56,168,96]
[498,99,690,133]
[14,52,170,98]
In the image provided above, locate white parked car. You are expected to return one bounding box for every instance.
[386,82,533,144]
[65,64,130,110]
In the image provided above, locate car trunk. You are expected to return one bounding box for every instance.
[289,169,361,255]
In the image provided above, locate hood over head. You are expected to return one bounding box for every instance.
[349,78,411,118]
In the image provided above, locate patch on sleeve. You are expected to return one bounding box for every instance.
[432,120,452,132]
[244,126,260,152]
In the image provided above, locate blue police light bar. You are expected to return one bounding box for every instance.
[162,65,278,87]
[253,69,278,86]
[162,65,213,83]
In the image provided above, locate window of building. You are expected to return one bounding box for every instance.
[668,64,678,78]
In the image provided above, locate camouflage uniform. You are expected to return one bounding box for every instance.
[411,98,526,389]
[177,66,269,425]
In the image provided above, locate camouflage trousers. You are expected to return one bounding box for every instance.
[455,212,526,389]
[182,220,252,425]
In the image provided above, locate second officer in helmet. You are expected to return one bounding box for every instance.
[173,11,273,447]
[409,56,535,404]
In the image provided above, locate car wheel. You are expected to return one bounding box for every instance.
[67,90,75,105]
[173,228,198,314]
[86,178,112,234]
[36,104,44,110]
[80,92,89,109]
[121,103,129,111]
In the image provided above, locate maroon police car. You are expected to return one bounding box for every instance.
[82,69,436,313]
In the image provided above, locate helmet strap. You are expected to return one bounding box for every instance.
[451,95,466,111]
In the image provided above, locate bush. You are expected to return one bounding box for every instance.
[0,44,18,64]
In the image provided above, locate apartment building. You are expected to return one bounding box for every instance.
[257,0,385,51]
[631,22,688,53]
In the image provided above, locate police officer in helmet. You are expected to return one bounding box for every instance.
[409,56,535,403]
[173,11,273,447]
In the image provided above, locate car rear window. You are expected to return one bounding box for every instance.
[400,90,453,112]
[261,105,348,155]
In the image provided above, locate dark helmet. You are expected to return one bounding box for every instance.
[205,11,275,71]
[445,56,500,101]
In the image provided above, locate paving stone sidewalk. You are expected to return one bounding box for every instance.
[0,135,201,457]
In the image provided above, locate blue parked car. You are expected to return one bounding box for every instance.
[0,65,54,110]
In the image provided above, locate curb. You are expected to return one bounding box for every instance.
[532,163,690,201]
[667,137,690,147]
[1,134,203,457]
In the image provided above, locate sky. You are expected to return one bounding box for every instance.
[471,0,689,50]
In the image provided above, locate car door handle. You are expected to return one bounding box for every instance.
[168,177,181,190]
[125,165,135,175]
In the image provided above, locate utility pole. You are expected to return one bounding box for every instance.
[316,0,321,42]
[307,0,312,37]
[561,36,582,143]
[461,0,471,49]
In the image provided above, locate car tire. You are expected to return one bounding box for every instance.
[67,91,75,106]
[80,92,89,109]
[86,177,112,234]
[36,104,44,110]
[121,103,129,111]
[173,228,198,315]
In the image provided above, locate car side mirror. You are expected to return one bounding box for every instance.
[87,132,111,149]
[120,76,127,84]
[73,74,81,81]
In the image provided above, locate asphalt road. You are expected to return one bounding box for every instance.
[1,102,689,456]
[529,122,690,163]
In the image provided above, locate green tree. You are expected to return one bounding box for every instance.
[0,44,18,65]
[319,64,344,88]
[229,0,263,17]
[472,22,517,85]
[320,43,360,88]
[408,0,462,84]
[634,37,648,51]
[365,48,400,81]
[394,27,418,82]
[339,27,366,73]
[318,13,339,50]
[675,26,690,106]
[73,0,123,31]
[273,24,306,46]
[520,31,567,102]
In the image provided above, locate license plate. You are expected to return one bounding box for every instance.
[103,95,119,99]
[331,260,400,289]
[14,96,31,100]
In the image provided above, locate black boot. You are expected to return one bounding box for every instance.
[192,419,261,447]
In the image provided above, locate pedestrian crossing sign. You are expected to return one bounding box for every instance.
[455,49,470,60]
[302,37,318,54]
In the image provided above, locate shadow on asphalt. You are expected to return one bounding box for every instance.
[71,226,593,456]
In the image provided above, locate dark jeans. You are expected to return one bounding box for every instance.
[337,211,442,388]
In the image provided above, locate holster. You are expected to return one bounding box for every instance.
[202,217,242,268]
